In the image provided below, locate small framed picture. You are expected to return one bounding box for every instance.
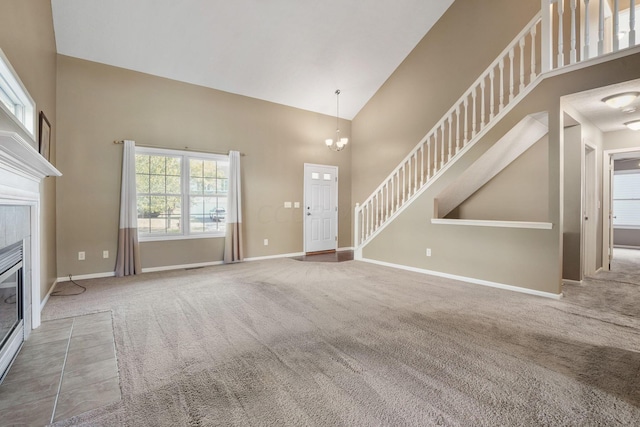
[39,111,51,161]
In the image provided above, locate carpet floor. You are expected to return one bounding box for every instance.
[43,256,640,426]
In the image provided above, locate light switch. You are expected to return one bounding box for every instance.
[294,202,300,208]
[284,201,292,208]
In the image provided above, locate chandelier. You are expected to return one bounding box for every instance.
[325,89,348,151]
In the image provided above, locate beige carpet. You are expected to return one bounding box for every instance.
[43,258,640,426]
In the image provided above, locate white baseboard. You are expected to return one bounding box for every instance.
[613,245,640,250]
[40,279,58,311]
[562,279,582,286]
[244,252,305,262]
[337,247,354,252]
[142,260,224,273]
[359,258,563,300]
[56,271,116,283]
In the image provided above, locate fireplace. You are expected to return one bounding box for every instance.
[0,130,61,382]
[0,241,24,381]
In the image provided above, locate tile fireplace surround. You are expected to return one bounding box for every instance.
[0,130,61,379]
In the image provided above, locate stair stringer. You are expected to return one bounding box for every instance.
[435,112,549,219]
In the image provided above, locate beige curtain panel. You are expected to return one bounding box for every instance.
[115,140,141,276]
[224,150,244,263]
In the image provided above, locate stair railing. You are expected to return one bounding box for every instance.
[354,13,543,248]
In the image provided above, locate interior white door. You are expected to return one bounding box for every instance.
[304,164,338,253]
[582,144,597,277]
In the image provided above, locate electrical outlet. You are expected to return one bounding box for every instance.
[78,251,85,261]
[426,248,432,257]
[103,250,109,259]
[264,239,269,246]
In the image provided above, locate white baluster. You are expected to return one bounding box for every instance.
[413,150,418,194]
[598,0,604,55]
[433,133,439,173]
[541,0,553,72]
[631,0,637,46]
[455,105,461,152]
[570,0,577,62]
[530,25,538,80]
[354,203,360,246]
[613,0,619,52]
[499,58,505,111]
[472,88,477,138]
[427,138,432,179]
[391,174,396,212]
[448,116,453,161]
[509,48,515,101]
[557,0,565,67]
[480,79,486,129]
[420,145,424,187]
[489,69,495,120]
[519,37,526,91]
[463,98,469,144]
[402,163,406,204]
[367,199,373,236]
[440,123,446,168]
[374,194,378,229]
[583,0,591,59]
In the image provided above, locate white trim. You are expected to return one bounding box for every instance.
[358,257,563,300]
[245,252,305,262]
[56,271,115,282]
[430,218,553,229]
[337,246,354,252]
[614,244,640,249]
[0,48,36,136]
[141,260,224,273]
[40,278,58,311]
[562,279,583,285]
[139,233,224,243]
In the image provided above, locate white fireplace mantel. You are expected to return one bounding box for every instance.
[0,130,61,181]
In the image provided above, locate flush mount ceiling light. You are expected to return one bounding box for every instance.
[624,119,640,131]
[325,89,348,152]
[602,92,640,109]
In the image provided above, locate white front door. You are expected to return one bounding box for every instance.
[304,164,338,253]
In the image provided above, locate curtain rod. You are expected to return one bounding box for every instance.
[113,140,245,156]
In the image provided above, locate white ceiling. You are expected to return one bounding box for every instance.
[563,78,640,133]
[51,0,454,120]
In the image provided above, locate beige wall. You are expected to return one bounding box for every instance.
[446,137,549,222]
[56,56,352,276]
[0,1,58,301]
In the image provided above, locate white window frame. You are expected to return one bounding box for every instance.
[0,49,36,137]
[135,146,229,242]
[613,169,640,229]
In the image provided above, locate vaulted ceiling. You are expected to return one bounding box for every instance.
[51,0,454,119]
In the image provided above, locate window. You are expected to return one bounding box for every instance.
[613,170,640,228]
[135,147,229,240]
[0,49,35,136]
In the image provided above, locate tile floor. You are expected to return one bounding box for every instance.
[0,311,121,426]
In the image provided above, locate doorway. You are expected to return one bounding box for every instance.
[303,164,338,254]
[603,148,640,271]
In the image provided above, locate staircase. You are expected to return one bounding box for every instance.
[354,0,640,254]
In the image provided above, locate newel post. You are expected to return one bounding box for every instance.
[541,0,554,72]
